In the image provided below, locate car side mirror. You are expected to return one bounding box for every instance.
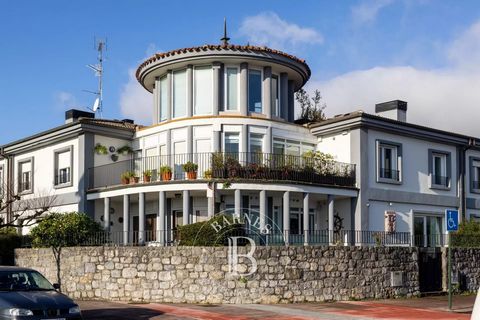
[53,283,60,290]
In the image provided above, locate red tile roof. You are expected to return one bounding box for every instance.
[136,44,311,81]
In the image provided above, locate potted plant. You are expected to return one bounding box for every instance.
[160,166,172,181]
[94,143,108,155]
[204,169,212,179]
[182,161,198,180]
[143,170,152,183]
[117,145,133,156]
[129,173,140,184]
[120,171,131,185]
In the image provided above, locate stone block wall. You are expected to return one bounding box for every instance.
[452,248,480,291]
[15,246,420,303]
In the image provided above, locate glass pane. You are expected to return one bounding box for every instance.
[225,133,239,154]
[173,70,186,118]
[427,216,442,247]
[248,70,262,113]
[194,66,212,115]
[227,68,238,110]
[414,217,424,246]
[286,141,300,156]
[272,76,279,117]
[160,76,168,121]
[250,134,263,154]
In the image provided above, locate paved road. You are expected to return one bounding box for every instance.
[78,295,474,320]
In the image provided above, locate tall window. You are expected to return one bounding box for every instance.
[250,134,263,154]
[54,148,72,186]
[226,68,238,110]
[0,165,4,197]
[173,69,186,118]
[377,142,401,182]
[248,70,262,113]
[272,75,279,117]
[18,159,32,193]
[159,76,168,121]
[431,152,448,187]
[194,66,212,115]
[472,159,480,191]
[224,133,239,154]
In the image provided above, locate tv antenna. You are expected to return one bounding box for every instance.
[84,37,107,118]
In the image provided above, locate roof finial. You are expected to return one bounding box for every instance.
[220,17,230,46]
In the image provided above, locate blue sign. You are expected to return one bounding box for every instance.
[446,209,459,232]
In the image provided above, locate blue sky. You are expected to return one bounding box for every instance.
[1,0,480,144]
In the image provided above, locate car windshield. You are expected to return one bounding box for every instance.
[0,270,55,291]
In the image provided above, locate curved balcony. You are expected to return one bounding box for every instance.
[87,152,356,190]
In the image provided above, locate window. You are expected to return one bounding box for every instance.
[18,159,33,193]
[0,165,4,197]
[272,75,279,117]
[471,158,480,192]
[226,67,238,110]
[224,133,239,154]
[273,138,285,155]
[248,70,262,113]
[429,150,450,189]
[250,134,263,154]
[54,148,72,187]
[159,76,168,121]
[173,69,187,118]
[414,215,444,247]
[194,66,212,115]
[377,141,401,183]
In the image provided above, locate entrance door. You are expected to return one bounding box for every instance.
[414,215,444,247]
[133,214,157,243]
[173,141,186,180]
[172,210,183,229]
[418,248,443,292]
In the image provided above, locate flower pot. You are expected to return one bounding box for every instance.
[162,172,172,181]
[130,176,139,184]
[143,175,151,183]
[121,178,130,185]
[186,171,197,180]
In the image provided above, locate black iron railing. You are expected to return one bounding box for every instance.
[379,168,400,181]
[21,229,411,247]
[431,175,449,187]
[88,152,356,189]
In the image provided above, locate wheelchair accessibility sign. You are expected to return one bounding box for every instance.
[445,209,459,232]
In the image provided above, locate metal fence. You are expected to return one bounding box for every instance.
[21,229,412,248]
[88,152,356,189]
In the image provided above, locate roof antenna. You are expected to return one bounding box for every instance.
[84,37,107,118]
[220,17,230,46]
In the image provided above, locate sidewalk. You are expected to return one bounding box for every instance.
[78,295,474,320]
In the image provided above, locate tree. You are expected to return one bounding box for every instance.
[0,182,56,231]
[30,212,103,290]
[295,88,327,123]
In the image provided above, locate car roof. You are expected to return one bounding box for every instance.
[0,266,36,272]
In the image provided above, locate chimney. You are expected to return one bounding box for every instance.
[375,100,407,122]
[65,109,95,124]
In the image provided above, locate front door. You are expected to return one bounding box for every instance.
[133,214,157,243]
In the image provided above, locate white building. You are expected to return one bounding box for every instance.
[1,39,480,247]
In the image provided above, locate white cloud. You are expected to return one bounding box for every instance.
[119,68,152,125]
[351,0,394,25]
[239,12,323,50]
[53,91,80,109]
[307,19,480,137]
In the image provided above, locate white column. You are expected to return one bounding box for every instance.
[123,195,129,245]
[234,189,241,217]
[166,70,172,121]
[240,62,248,116]
[259,190,266,232]
[263,66,272,118]
[208,196,214,218]
[212,62,221,115]
[283,191,290,245]
[158,191,166,246]
[303,193,310,245]
[104,197,110,231]
[183,190,190,225]
[139,192,145,245]
[186,65,193,118]
[328,195,335,245]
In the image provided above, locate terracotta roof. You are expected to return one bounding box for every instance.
[136,44,311,81]
[79,117,142,131]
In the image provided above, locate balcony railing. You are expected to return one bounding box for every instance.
[88,152,356,190]
[379,168,400,181]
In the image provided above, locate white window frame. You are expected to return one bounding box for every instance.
[429,150,450,190]
[223,132,240,154]
[470,157,480,193]
[376,140,402,184]
[224,65,240,112]
[193,65,213,115]
[172,68,187,119]
[159,75,168,121]
[248,68,264,114]
[271,74,280,118]
[54,146,73,188]
[17,157,34,194]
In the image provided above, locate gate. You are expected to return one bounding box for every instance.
[418,247,443,293]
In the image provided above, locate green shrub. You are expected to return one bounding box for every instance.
[177,214,245,246]
[451,220,480,248]
[30,212,102,248]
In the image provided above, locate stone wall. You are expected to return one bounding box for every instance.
[15,246,420,303]
[452,248,480,291]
